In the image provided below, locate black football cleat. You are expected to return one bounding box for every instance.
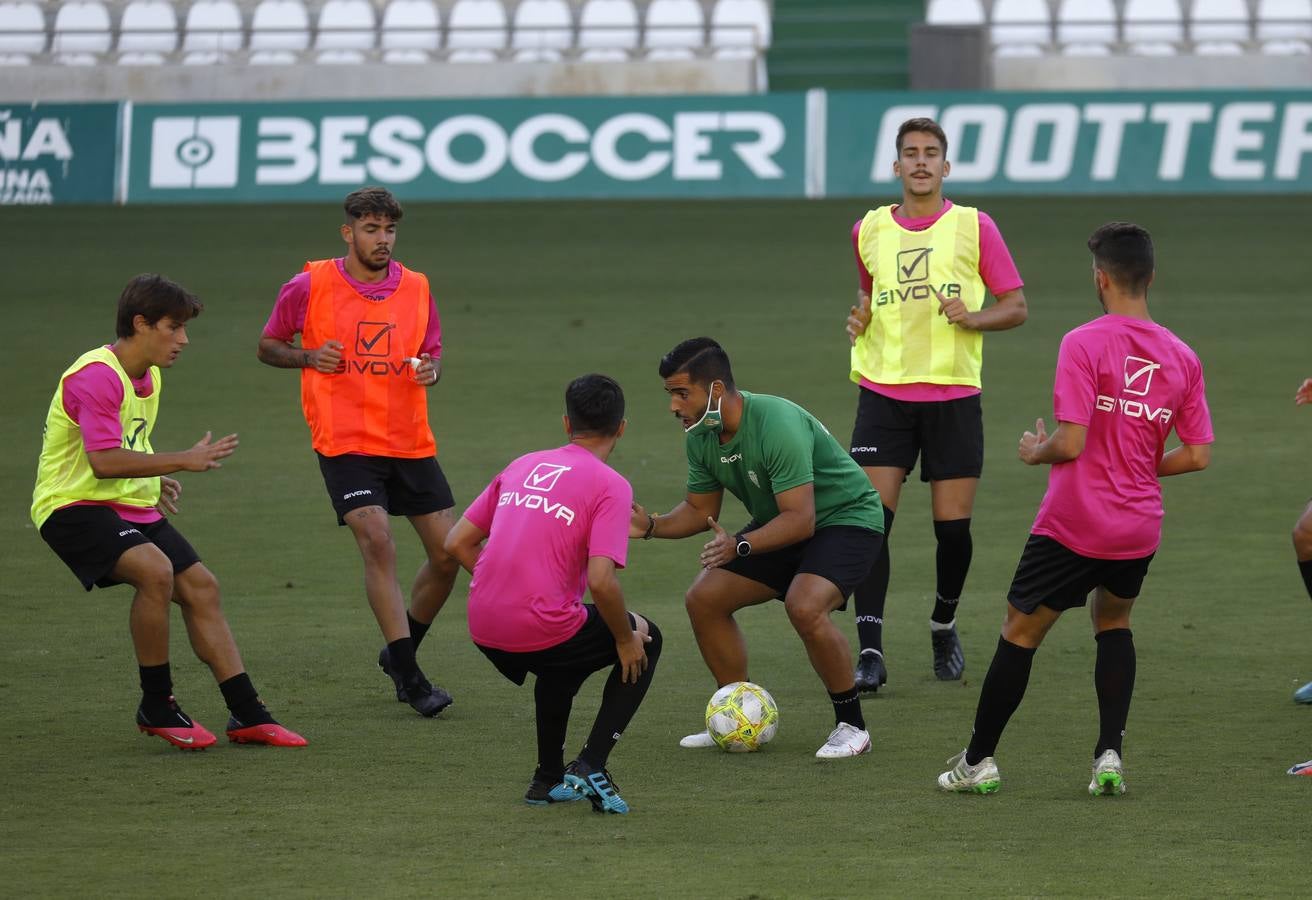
[854,650,888,693]
[931,624,965,681]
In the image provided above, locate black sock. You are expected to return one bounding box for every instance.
[408,613,432,649]
[534,670,587,781]
[578,621,664,770]
[932,518,972,624]
[855,507,893,652]
[1301,559,1312,602]
[139,663,173,716]
[387,636,418,676]
[219,672,275,725]
[1093,628,1135,758]
[828,686,865,730]
[966,636,1035,765]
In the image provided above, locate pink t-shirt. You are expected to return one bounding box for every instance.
[262,258,443,357]
[851,200,1024,402]
[463,443,633,652]
[60,355,163,524]
[1032,315,1213,559]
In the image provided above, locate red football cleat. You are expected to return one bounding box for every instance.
[1288,759,1312,777]
[136,699,217,751]
[226,720,308,747]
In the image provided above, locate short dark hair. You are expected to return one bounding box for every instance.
[115,274,203,339]
[658,337,735,389]
[565,374,625,436]
[896,117,948,156]
[1088,222,1154,294]
[344,186,403,223]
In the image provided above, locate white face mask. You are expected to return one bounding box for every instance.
[684,381,723,437]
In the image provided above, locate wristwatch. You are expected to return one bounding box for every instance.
[735,534,752,557]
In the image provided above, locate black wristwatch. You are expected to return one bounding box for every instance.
[734,533,752,557]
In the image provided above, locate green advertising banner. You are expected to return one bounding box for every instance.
[826,90,1312,196]
[125,95,807,203]
[0,103,120,205]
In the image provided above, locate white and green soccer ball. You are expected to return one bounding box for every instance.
[705,681,779,752]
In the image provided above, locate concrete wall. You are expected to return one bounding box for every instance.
[0,58,758,103]
[995,54,1312,91]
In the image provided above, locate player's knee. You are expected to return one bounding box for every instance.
[641,617,663,661]
[356,528,397,567]
[138,565,174,603]
[784,597,825,636]
[684,585,709,619]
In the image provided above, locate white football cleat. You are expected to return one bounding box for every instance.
[938,750,1001,794]
[1088,748,1126,796]
[679,730,717,749]
[815,722,871,759]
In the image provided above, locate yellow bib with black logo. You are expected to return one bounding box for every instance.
[849,204,986,388]
[31,347,161,528]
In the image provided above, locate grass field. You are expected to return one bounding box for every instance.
[1,196,1309,897]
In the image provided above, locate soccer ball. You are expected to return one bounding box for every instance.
[704,681,779,752]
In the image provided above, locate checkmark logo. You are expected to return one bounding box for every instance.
[356,321,395,358]
[1122,356,1161,396]
[896,247,932,284]
[523,463,571,493]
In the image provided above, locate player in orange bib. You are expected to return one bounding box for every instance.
[257,187,459,717]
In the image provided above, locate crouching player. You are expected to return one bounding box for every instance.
[444,375,660,813]
[31,275,305,750]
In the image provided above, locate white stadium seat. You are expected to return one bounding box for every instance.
[711,0,770,51]
[512,0,571,52]
[1257,0,1312,43]
[1123,0,1183,54]
[644,0,703,57]
[52,0,110,57]
[183,0,243,53]
[1191,0,1250,48]
[118,0,177,54]
[447,0,507,52]
[925,0,985,26]
[0,1,45,55]
[992,0,1050,51]
[1056,0,1116,52]
[578,0,637,56]
[316,0,375,50]
[249,0,310,59]
[380,0,439,53]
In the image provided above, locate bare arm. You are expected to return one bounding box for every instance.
[630,490,724,540]
[443,516,487,575]
[1018,418,1086,466]
[257,336,343,373]
[87,431,239,479]
[587,556,648,684]
[1158,443,1211,477]
[939,287,1028,333]
[699,483,817,568]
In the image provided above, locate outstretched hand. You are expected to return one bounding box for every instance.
[699,517,736,568]
[1018,418,1047,465]
[182,431,239,472]
[1296,378,1312,406]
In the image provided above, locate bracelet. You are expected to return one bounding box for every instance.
[643,513,657,540]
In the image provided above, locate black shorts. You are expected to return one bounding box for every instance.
[1007,534,1155,614]
[39,505,201,591]
[849,387,984,482]
[317,452,454,525]
[722,524,883,605]
[476,605,640,686]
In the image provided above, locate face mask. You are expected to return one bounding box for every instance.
[685,382,723,437]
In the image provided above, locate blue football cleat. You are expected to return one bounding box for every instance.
[1294,681,1312,704]
[524,775,584,806]
[564,760,629,814]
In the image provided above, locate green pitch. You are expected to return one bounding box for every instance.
[1,196,1308,896]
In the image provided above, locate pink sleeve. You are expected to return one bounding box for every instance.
[421,294,442,358]
[463,473,500,532]
[852,220,872,294]
[262,273,311,342]
[1173,359,1214,445]
[587,474,633,568]
[62,364,127,452]
[978,212,1024,297]
[1051,335,1096,427]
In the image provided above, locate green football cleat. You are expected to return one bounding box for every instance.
[1089,749,1127,796]
[938,750,1000,794]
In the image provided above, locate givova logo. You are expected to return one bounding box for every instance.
[149,117,241,188]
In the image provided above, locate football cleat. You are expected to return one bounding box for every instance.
[402,669,453,718]
[563,760,628,814]
[815,722,872,759]
[524,772,585,806]
[226,717,308,747]
[678,730,717,749]
[136,697,216,750]
[1294,680,1312,704]
[1287,759,1312,777]
[931,622,966,681]
[938,750,1000,794]
[1088,748,1126,796]
[855,649,887,693]
[377,647,408,702]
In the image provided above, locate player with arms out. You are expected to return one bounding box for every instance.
[845,116,1027,691]
[633,338,884,759]
[444,375,661,814]
[32,274,305,750]
[938,223,1212,796]
[257,187,459,718]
